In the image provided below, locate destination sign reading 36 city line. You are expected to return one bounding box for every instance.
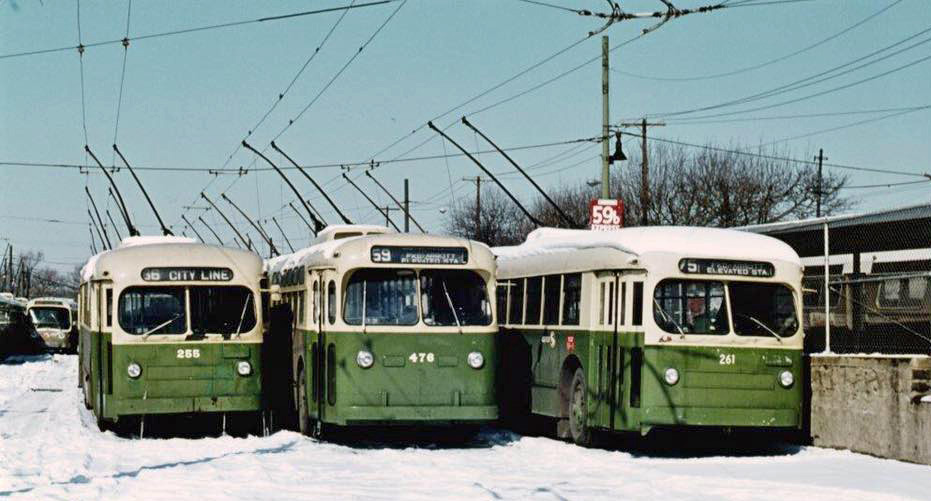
[141,267,234,282]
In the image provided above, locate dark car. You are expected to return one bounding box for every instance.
[1,298,45,360]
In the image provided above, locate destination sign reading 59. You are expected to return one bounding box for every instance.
[141,267,234,282]
[679,259,774,278]
[371,246,468,265]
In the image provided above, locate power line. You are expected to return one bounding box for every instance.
[216,0,359,173]
[0,136,602,173]
[0,1,398,61]
[110,0,133,166]
[842,179,931,190]
[761,105,931,146]
[665,105,931,125]
[609,0,903,82]
[620,131,931,179]
[645,25,931,119]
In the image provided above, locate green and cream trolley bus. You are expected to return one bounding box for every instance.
[266,225,498,435]
[78,236,265,434]
[495,227,804,445]
[27,297,78,352]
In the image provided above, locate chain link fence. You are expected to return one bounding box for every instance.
[800,232,931,355]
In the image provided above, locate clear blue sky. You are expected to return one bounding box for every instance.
[2,0,929,272]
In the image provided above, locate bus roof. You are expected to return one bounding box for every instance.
[27,297,77,309]
[81,237,261,283]
[267,232,495,275]
[494,227,801,266]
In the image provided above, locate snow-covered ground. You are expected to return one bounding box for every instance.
[1,355,928,500]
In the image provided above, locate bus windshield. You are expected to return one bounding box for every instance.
[29,307,71,330]
[421,270,491,326]
[729,282,798,337]
[118,286,257,336]
[344,269,418,326]
[653,280,728,335]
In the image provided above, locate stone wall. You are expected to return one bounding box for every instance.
[810,355,931,465]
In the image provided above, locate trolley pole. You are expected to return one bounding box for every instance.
[601,35,610,199]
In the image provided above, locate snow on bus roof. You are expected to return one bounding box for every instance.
[494,227,800,265]
[81,235,200,281]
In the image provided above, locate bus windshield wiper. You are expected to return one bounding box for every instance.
[441,280,461,329]
[141,314,181,340]
[234,294,252,339]
[653,298,685,335]
[738,313,783,343]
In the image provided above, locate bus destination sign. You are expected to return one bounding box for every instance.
[141,267,234,282]
[679,258,774,278]
[371,246,468,265]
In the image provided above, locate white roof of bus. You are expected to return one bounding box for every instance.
[494,227,801,266]
[27,297,77,308]
[81,235,200,281]
[264,225,394,274]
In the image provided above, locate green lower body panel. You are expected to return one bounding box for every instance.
[300,330,497,426]
[341,404,498,425]
[101,339,263,421]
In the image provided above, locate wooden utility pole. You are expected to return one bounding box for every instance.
[619,119,665,225]
[814,148,828,217]
[463,176,483,232]
[601,35,610,199]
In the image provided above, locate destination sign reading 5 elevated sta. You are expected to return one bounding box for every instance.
[371,246,468,265]
[679,258,774,278]
[141,267,233,282]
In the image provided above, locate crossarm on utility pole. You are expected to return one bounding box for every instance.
[364,170,425,232]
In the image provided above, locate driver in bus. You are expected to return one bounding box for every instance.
[687,297,709,332]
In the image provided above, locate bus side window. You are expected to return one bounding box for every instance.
[508,279,525,326]
[525,276,542,325]
[542,275,560,325]
[632,281,644,326]
[620,282,627,326]
[312,280,319,324]
[598,282,606,326]
[607,282,615,326]
[327,281,336,325]
[562,273,581,326]
[105,288,113,328]
[496,283,509,324]
[298,291,305,326]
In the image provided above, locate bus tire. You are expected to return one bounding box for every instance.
[568,368,591,446]
[297,365,311,436]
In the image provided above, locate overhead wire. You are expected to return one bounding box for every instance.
[0,1,398,61]
[110,0,132,167]
[610,0,903,82]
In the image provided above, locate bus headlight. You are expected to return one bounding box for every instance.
[779,370,794,388]
[127,363,142,379]
[237,361,252,376]
[356,350,374,369]
[664,367,679,385]
[467,351,484,369]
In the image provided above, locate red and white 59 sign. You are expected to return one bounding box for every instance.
[589,199,624,231]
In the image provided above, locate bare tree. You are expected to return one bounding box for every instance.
[444,141,853,246]
[443,188,534,247]
[613,142,853,227]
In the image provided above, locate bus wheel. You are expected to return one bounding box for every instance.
[568,368,591,446]
[297,366,311,436]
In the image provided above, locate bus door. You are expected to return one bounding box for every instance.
[593,271,621,429]
[310,270,334,423]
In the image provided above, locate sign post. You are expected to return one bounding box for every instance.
[589,199,624,231]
